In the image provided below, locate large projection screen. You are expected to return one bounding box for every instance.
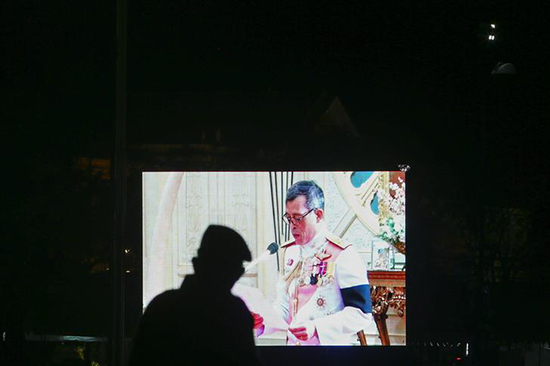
[142,171,406,346]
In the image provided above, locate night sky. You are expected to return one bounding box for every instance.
[5,2,548,149]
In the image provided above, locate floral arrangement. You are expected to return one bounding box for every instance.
[377,177,406,253]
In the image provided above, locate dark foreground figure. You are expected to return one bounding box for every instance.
[129,225,261,366]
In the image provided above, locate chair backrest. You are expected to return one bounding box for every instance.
[357,330,367,346]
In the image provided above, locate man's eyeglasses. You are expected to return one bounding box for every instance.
[282,208,316,225]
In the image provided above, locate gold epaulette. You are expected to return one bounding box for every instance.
[325,232,351,249]
[281,238,296,248]
[279,239,296,275]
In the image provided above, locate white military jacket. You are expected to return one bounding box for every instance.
[267,229,372,345]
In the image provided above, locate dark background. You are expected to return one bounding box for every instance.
[2,1,550,365]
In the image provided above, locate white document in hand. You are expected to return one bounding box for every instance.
[231,283,288,331]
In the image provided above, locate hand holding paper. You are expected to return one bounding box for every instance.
[289,320,317,341]
[251,311,264,330]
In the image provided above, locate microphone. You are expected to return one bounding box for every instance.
[244,242,279,273]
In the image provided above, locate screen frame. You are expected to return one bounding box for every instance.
[126,166,417,364]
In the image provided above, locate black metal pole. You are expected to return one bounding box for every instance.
[274,173,280,246]
[269,173,280,272]
[283,172,287,242]
[111,0,127,364]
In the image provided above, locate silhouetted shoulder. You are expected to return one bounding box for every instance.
[144,289,181,313]
[128,290,183,366]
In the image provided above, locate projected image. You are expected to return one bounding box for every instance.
[142,171,406,346]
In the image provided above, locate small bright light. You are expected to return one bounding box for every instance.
[398,164,410,172]
[125,270,131,273]
[491,23,496,29]
[466,342,469,356]
[124,249,131,254]
[488,35,495,41]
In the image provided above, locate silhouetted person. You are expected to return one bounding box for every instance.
[129,225,261,366]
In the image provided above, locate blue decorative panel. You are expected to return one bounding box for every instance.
[350,171,373,188]
[370,193,379,215]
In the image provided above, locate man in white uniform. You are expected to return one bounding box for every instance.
[254,180,372,345]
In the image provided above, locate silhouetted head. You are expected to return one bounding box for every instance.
[192,225,251,290]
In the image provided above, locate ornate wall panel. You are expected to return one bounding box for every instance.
[144,172,277,304]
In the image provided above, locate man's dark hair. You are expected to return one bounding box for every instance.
[286,180,325,210]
